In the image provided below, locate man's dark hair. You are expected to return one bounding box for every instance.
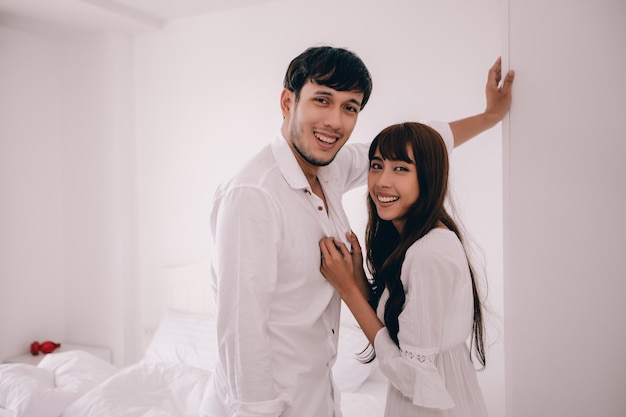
[283,46,373,110]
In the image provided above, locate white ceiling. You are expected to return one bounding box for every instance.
[0,0,277,38]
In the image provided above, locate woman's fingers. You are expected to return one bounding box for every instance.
[346,231,362,254]
[320,237,351,259]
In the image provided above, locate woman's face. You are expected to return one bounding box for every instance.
[368,145,419,233]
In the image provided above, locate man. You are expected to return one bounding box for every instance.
[201,46,514,417]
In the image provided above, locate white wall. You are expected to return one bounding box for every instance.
[0,26,65,361]
[0,28,139,366]
[58,34,139,365]
[135,0,506,414]
[504,0,626,415]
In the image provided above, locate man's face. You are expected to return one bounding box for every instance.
[281,80,364,168]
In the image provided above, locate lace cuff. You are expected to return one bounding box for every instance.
[400,343,455,410]
[374,330,455,410]
[400,345,437,368]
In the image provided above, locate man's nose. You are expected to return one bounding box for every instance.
[323,108,342,129]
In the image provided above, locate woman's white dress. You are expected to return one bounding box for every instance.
[374,228,488,416]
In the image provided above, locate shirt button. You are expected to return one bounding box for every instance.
[331,328,335,334]
[317,206,323,211]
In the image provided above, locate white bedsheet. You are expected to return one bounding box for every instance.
[341,360,388,417]
[62,361,211,417]
[0,353,387,417]
[0,350,117,417]
[0,311,388,417]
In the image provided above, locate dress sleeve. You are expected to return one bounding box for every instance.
[373,242,458,410]
[211,185,290,416]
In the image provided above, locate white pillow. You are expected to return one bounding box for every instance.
[333,304,373,392]
[142,310,218,371]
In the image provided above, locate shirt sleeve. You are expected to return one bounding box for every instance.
[373,243,458,410]
[337,141,370,191]
[211,185,290,416]
[422,120,454,155]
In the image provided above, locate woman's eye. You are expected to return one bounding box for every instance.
[370,163,382,170]
[394,166,409,172]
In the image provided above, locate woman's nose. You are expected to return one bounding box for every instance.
[375,169,392,187]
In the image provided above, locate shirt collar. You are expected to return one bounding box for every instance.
[271,132,335,190]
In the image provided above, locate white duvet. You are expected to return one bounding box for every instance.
[0,351,385,417]
[0,310,386,417]
[0,351,211,417]
[0,351,117,417]
[62,361,211,417]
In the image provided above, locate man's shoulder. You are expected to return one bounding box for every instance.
[217,144,281,192]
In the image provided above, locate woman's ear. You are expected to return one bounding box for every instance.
[280,88,293,118]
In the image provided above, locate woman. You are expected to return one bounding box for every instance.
[320,122,488,416]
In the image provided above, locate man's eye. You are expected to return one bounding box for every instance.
[345,105,358,113]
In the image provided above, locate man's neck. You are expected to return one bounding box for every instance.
[280,128,321,189]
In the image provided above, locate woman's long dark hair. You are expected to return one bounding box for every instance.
[364,122,486,369]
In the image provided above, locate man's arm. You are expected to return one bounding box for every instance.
[450,57,515,147]
[343,58,513,186]
[211,187,289,416]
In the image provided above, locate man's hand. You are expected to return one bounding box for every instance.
[484,57,515,124]
[450,57,515,147]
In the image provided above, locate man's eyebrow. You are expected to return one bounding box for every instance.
[348,98,363,109]
[314,90,363,109]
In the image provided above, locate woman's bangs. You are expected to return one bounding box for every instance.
[376,128,412,163]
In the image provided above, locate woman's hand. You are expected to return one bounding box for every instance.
[320,234,384,346]
[345,231,363,274]
[345,231,371,300]
[320,233,370,300]
[319,236,356,297]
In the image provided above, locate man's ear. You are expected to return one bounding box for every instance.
[280,89,293,117]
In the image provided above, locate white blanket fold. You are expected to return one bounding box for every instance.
[0,351,118,417]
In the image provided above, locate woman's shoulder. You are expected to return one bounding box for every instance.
[407,228,461,257]
[403,228,467,276]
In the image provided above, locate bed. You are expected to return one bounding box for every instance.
[0,307,387,417]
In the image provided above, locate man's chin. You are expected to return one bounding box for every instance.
[293,145,336,167]
[311,157,334,167]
